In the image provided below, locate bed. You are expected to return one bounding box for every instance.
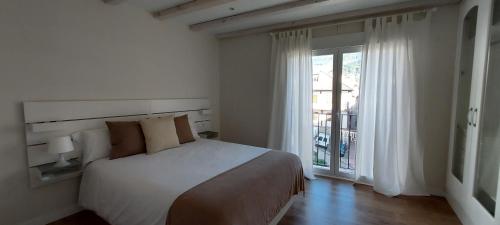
[79,139,304,225]
[23,99,304,225]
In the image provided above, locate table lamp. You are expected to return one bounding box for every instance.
[47,136,74,167]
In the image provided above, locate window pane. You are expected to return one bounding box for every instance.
[452,6,478,182]
[313,54,333,169]
[339,51,362,176]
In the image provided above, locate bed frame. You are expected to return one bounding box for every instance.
[23,98,212,188]
[269,195,297,225]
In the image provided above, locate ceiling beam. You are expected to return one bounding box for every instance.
[216,0,461,39]
[190,0,329,31]
[102,0,126,5]
[152,0,236,20]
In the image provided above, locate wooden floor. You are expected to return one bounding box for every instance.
[48,178,462,225]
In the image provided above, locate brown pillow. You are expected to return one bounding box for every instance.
[106,121,146,159]
[174,115,195,144]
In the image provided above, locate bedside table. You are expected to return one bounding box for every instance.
[29,159,82,188]
[198,131,219,140]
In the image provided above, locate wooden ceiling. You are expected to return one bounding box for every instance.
[103,0,461,38]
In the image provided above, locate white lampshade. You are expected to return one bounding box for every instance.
[47,136,74,154]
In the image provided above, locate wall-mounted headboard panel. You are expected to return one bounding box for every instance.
[24,99,209,123]
[23,98,212,187]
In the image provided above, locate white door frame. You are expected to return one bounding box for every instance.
[312,45,364,180]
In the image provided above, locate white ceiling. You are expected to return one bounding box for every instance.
[125,0,416,34]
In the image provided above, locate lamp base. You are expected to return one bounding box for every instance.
[53,153,70,167]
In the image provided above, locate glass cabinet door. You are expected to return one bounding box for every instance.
[474,0,500,216]
[452,6,478,182]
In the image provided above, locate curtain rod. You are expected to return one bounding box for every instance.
[269,8,432,37]
[217,0,460,39]
[271,7,435,34]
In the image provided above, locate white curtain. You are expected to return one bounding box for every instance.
[356,13,430,196]
[268,29,314,179]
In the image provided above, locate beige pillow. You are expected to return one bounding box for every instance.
[140,115,180,154]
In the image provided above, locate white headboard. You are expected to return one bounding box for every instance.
[23,98,212,187]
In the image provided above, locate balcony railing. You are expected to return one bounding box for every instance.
[313,111,357,174]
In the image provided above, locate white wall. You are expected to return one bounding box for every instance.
[418,5,458,195]
[0,0,219,224]
[219,5,459,195]
[219,34,272,147]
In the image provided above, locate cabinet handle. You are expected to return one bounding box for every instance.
[473,108,478,127]
[468,107,473,126]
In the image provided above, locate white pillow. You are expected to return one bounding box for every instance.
[72,128,111,166]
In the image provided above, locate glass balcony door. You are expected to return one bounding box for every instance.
[312,46,363,179]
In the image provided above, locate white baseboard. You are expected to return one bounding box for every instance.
[427,187,446,197]
[17,205,82,225]
[445,193,473,225]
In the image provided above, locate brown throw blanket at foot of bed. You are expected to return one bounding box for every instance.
[166,150,305,225]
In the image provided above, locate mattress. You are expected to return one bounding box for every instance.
[79,139,269,225]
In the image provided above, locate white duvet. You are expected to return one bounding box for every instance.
[79,139,269,225]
